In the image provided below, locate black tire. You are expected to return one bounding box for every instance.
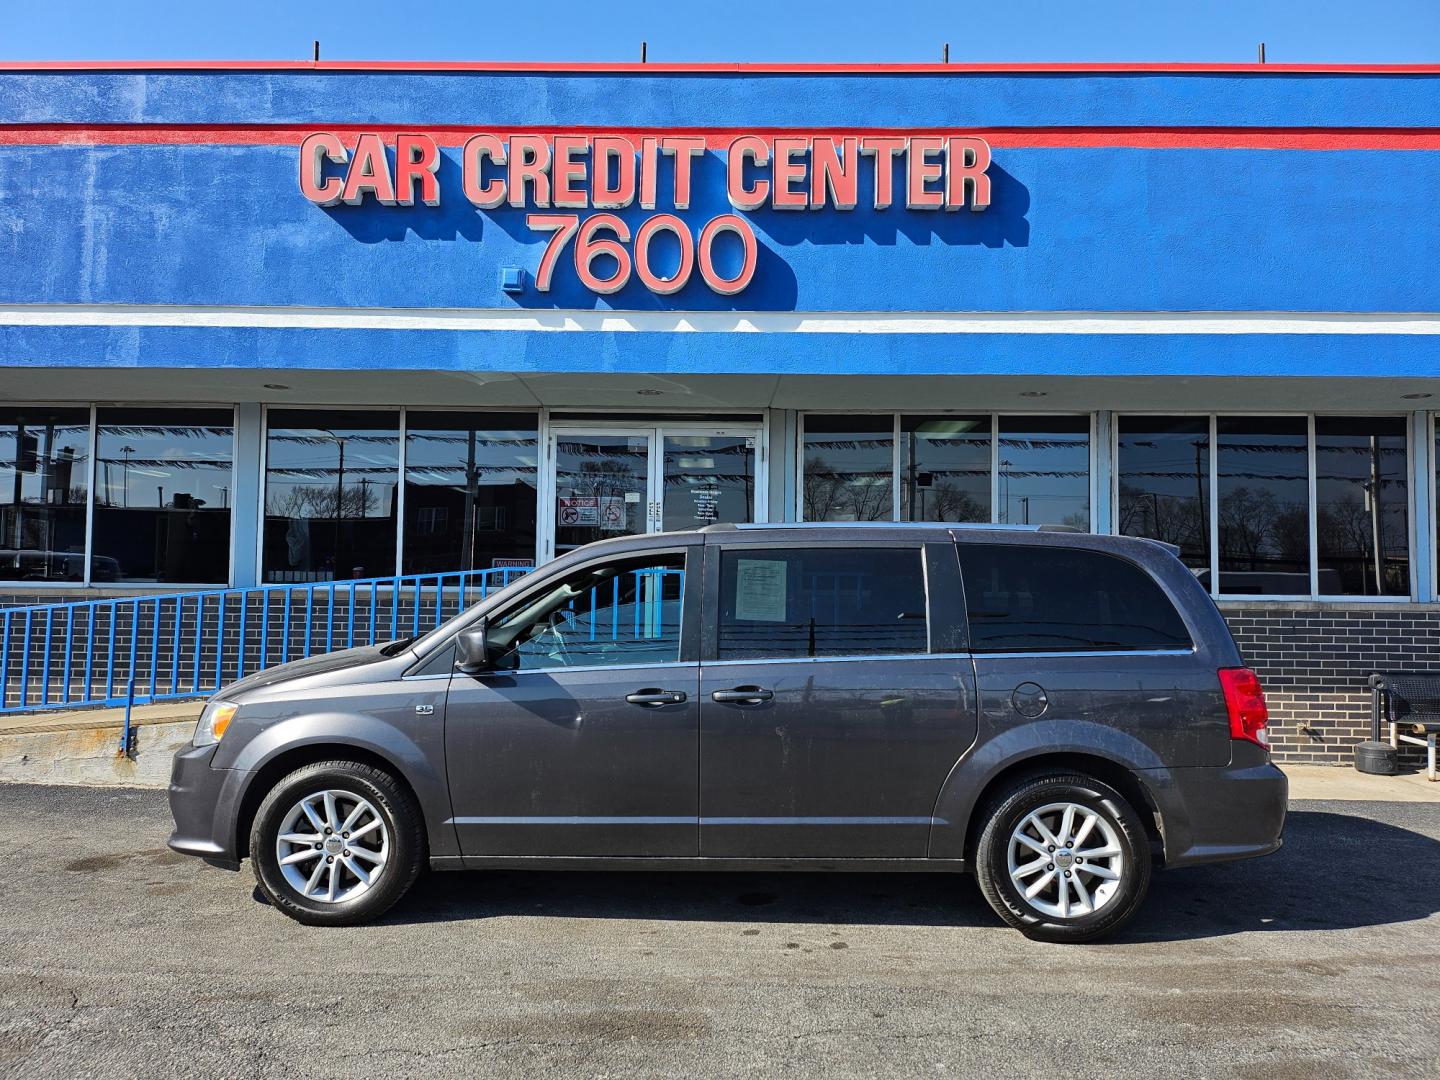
[973,772,1152,943]
[250,760,425,926]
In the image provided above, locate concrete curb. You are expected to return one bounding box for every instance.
[0,719,194,788]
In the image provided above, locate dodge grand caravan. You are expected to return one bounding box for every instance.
[168,523,1287,943]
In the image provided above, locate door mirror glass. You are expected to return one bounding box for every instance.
[454,619,494,674]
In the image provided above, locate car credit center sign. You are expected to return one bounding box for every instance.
[299,132,993,296]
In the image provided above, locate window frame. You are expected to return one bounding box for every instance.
[700,539,949,664]
[258,405,404,585]
[399,408,541,576]
[89,405,239,587]
[796,411,1097,531]
[257,404,545,587]
[486,549,694,675]
[1111,411,1418,602]
[414,543,701,672]
[0,401,239,592]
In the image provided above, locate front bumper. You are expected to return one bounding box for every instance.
[1145,743,1289,869]
[167,742,243,870]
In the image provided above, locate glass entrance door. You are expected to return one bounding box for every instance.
[543,424,763,562]
[661,432,757,532]
[549,430,653,558]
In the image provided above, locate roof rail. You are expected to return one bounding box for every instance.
[701,521,1084,533]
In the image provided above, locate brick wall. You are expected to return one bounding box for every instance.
[1220,602,1440,765]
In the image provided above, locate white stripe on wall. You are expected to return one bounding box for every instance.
[4,304,1440,335]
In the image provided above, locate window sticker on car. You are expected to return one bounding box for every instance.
[734,558,787,622]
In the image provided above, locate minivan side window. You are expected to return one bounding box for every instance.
[717,547,927,660]
[487,555,686,671]
[956,544,1191,653]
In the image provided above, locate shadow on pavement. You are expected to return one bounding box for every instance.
[340,808,1440,942]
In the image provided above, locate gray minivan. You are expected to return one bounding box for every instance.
[168,523,1286,943]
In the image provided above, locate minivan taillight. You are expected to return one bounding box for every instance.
[1219,667,1270,748]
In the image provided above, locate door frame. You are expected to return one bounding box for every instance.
[539,419,767,563]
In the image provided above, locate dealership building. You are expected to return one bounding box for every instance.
[2,59,1439,761]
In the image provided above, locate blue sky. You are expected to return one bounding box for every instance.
[3,0,1439,63]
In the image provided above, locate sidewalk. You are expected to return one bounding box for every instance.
[1285,764,1440,802]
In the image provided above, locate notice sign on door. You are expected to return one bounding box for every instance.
[691,485,720,524]
[557,496,599,526]
[601,497,626,531]
[558,496,627,530]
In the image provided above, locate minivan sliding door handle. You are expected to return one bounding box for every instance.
[711,686,774,705]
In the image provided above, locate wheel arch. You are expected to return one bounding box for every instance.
[957,752,1166,864]
[233,742,431,863]
[928,727,1175,865]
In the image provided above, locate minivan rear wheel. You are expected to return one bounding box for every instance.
[250,760,425,926]
[974,772,1152,943]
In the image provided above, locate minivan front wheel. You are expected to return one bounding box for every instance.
[250,760,425,926]
[974,772,1152,943]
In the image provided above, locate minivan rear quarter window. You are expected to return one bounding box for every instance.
[717,547,927,659]
[957,543,1191,652]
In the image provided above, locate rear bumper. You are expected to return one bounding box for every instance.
[1144,743,1288,869]
[166,742,244,870]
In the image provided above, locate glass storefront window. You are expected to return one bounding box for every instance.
[997,416,1090,528]
[900,416,990,522]
[1217,416,1310,595]
[263,410,399,583]
[1316,416,1409,596]
[91,408,234,583]
[1116,417,1211,579]
[0,407,90,582]
[802,415,894,521]
[402,413,539,575]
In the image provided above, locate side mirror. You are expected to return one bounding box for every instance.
[454,619,494,675]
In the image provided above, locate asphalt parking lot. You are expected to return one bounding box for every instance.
[1,783,1438,1079]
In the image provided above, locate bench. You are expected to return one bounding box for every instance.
[1369,672,1440,782]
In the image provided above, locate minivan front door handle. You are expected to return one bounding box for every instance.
[625,689,688,707]
[711,686,774,705]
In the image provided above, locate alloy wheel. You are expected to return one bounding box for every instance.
[274,788,390,904]
[1006,801,1124,920]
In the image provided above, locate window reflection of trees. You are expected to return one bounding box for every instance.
[801,425,894,522]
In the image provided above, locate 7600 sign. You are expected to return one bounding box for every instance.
[526,212,757,296]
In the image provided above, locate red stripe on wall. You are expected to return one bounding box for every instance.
[4,124,1440,150]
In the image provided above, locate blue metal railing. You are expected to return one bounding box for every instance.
[0,567,530,715]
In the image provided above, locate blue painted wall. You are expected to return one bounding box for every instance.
[1,69,1438,377]
[1,143,1438,315]
[3,70,1439,128]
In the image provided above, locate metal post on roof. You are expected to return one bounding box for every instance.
[313,40,320,63]
[641,41,648,63]
[1258,42,1266,64]
[943,43,950,63]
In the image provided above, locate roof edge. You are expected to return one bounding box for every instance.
[3,60,1440,75]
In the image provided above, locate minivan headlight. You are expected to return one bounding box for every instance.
[194,700,238,747]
